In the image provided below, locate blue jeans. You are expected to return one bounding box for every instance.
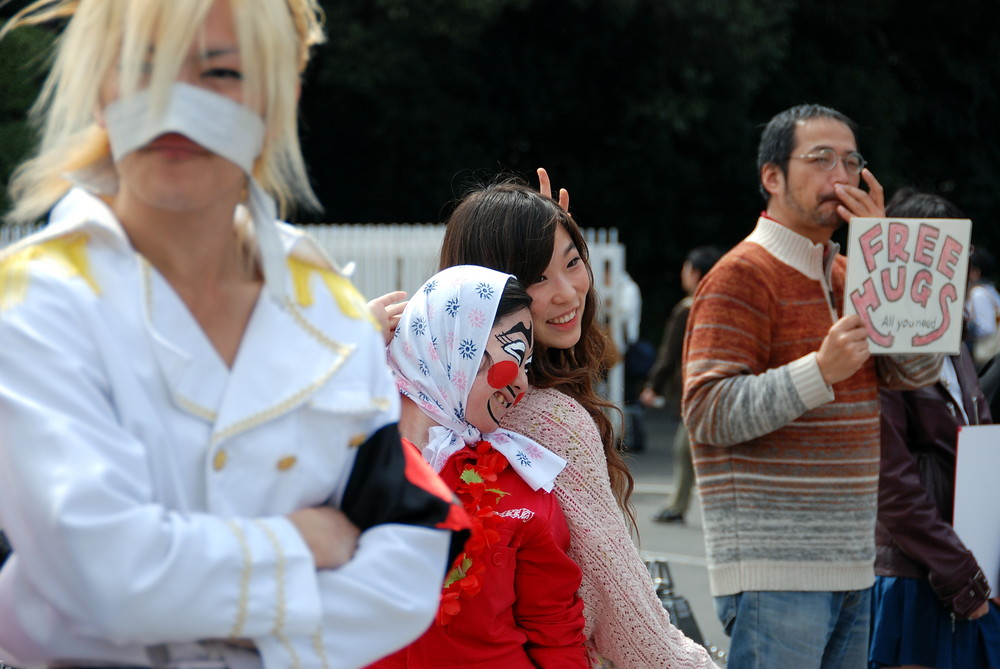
[716,589,871,669]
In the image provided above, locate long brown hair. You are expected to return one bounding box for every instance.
[439,178,635,525]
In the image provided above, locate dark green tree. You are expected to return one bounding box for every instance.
[301,0,795,317]
[0,23,51,217]
[2,0,998,338]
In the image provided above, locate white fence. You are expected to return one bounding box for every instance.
[2,222,629,408]
[302,224,446,300]
[0,223,39,250]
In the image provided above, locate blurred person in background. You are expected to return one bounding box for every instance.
[641,245,722,524]
[965,246,1000,367]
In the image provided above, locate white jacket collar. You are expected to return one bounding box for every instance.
[39,189,364,442]
[44,188,346,282]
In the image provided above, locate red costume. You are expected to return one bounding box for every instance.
[371,440,588,669]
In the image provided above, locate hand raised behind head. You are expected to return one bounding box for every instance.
[536,167,570,212]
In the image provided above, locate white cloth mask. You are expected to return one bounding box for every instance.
[104,82,264,172]
[89,83,286,301]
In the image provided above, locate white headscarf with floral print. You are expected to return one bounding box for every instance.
[388,265,566,491]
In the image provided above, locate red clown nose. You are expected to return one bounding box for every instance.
[487,360,518,389]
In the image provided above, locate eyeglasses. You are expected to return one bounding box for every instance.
[790,147,866,175]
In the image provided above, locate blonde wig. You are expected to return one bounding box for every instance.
[1,0,325,223]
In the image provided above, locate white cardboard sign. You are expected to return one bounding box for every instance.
[843,217,971,354]
[953,424,1000,595]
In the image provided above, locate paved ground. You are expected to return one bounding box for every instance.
[621,405,731,662]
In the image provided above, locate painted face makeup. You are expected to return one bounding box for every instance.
[466,310,533,433]
[487,361,519,390]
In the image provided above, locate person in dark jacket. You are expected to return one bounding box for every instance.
[640,246,721,523]
[870,189,1000,669]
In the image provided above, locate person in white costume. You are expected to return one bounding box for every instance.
[0,1,468,667]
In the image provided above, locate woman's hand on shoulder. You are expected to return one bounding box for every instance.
[368,291,408,345]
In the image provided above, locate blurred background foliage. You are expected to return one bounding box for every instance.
[2,0,998,336]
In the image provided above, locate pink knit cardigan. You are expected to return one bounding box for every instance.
[502,387,718,669]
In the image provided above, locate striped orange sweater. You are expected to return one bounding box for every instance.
[682,216,941,597]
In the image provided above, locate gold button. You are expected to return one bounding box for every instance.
[276,455,298,471]
[349,433,367,448]
[213,449,228,471]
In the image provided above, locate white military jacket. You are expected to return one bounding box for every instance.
[0,189,452,668]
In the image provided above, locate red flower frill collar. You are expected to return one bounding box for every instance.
[437,440,510,626]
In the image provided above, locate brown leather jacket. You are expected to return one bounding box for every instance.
[875,348,993,618]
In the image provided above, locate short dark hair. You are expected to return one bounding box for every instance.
[685,246,723,277]
[756,104,859,201]
[482,277,533,371]
[494,277,532,325]
[970,247,996,280]
[886,188,989,278]
[885,187,965,219]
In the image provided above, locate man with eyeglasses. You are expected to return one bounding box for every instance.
[682,104,943,669]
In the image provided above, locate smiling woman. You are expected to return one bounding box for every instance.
[437,176,719,668]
